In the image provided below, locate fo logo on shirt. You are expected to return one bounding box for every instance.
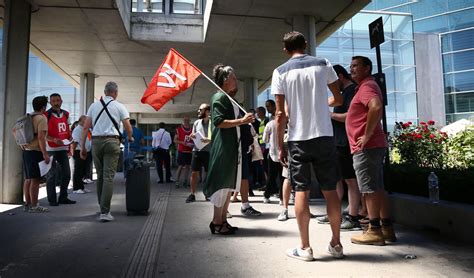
[58,122,67,133]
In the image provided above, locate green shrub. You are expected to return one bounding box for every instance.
[445,127,474,169]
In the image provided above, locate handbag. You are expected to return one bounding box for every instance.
[251,135,264,161]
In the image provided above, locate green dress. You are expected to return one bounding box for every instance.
[204,92,241,206]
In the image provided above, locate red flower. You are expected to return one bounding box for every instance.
[402,123,410,129]
[420,121,427,125]
[441,132,448,137]
[429,134,435,139]
[427,120,435,125]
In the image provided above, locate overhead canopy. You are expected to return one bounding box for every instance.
[2,0,370,118]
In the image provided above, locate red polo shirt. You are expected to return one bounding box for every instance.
[346,77,387,154]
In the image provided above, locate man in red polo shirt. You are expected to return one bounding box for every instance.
[45,93,76,206]
[174,116,194,188]
[346,56,396,245]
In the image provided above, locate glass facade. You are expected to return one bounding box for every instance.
[0,28,80,122]
[366,0,474,123]
[318,12,417,131]
[27,54,80,121]
[258,11,417,132]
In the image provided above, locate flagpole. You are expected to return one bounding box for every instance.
[200,73,248,114]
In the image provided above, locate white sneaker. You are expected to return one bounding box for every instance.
[73,189,86,194]
[286,247,314,261]
[263,198,271,204]
[277,209,289,221]
[99,212,114,222]
[83,179,93,184]
[29,205,49,213]
[327,243,344,259]
[83,188,92,193]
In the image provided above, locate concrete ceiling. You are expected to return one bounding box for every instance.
[5,0,370,117]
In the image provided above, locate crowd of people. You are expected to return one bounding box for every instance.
[197,31,396,261]
[19,29,396,261]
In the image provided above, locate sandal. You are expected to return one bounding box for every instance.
[209,221,235,235]
[224,221,239,231]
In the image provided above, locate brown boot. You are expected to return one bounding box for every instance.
[351,224,385,246]
[382,225,397,242]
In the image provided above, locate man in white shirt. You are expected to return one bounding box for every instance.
[272,31,344,260]
[71,115,92,194]
[186,103,211,203]
[80,81,133,222]
[152,122,173,183]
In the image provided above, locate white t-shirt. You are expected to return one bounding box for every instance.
[271,54,338,141]
[262,120,279,162]
[87,96,130,136]
[72,125,91,152]
[152,128,172,150]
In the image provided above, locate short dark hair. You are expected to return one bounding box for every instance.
[265,99,275,107]
[33,96,48,111]
[256,106,266,114]
[333,65,350,79]
[49,93,61,99]
[283,31,306,53]
[159,122,165,129]
[352,56,373,74]
[130,119,136,126]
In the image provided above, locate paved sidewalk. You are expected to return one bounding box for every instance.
[0,170,473,277]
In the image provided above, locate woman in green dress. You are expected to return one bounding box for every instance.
[204,64,255,235]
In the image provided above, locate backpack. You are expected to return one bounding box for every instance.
[12,113,39,147]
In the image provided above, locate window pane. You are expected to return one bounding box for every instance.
[394,66,416,91]
[443,50,474,73]
[445,71,474,92]
[132,0,163,13]
[391,14,413,40]
[454,92,474,113]
[395,92,418,120]
[414,15,449,33]
[442,29,474,53]
[172,0,201,14]
[445,93,455,113]
[447,8,474,30]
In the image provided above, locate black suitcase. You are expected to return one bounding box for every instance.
[125,156,151,215]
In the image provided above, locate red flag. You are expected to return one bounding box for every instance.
[141,48,202,111]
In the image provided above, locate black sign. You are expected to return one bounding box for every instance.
[369,17,384,49]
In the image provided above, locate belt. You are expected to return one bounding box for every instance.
[91,135,120,139]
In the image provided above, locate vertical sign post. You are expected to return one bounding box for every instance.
[369,16,388,134]
[369,17,392,191]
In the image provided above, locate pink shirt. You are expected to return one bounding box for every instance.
[346,77,387,154]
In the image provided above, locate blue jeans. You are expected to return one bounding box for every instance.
[46,150,71,203]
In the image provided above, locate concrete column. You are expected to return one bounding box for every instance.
[80,73,95,115]
[415,33,446,125]
[0,0,32,204]
[243,78,258,110]
[292,15,317,56]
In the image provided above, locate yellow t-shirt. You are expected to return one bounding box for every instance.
[25,113,48,151]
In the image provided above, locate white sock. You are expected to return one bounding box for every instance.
[242,202,250,210]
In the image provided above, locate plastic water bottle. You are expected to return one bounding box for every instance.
[428,172,439,204]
